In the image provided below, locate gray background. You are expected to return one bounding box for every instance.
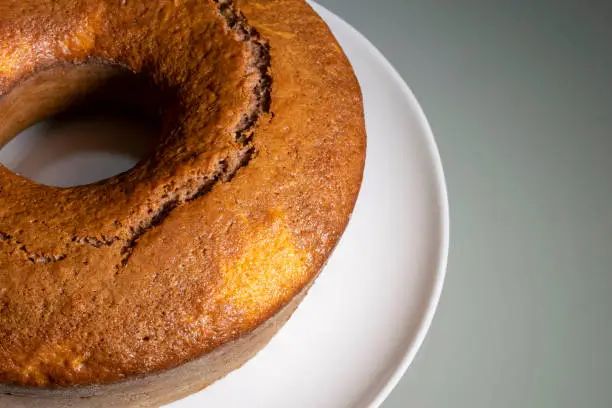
[316,0,612,407]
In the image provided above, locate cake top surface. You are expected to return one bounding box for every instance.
[0,0,365,386]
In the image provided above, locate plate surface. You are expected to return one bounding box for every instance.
[0,3,448,407]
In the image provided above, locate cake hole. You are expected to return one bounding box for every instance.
[0,110,158,187]
[0,64,163,187]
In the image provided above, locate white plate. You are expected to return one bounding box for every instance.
[0,3,448,407]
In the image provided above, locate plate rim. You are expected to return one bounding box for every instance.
[308,2,450,406]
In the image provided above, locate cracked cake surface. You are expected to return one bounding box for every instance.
[0,0,366,396]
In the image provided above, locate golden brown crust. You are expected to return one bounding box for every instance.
[0,0,365,393]
[0,280,314,407]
